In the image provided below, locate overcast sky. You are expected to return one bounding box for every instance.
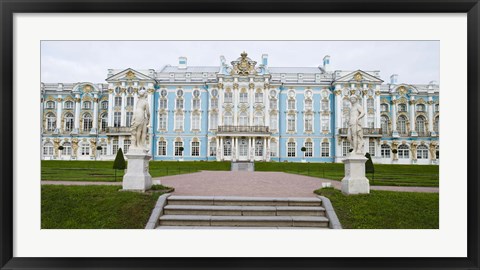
[41,41,439,84]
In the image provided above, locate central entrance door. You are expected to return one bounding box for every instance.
[239,137,248,161]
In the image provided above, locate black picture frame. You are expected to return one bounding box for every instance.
[1,1,479,269]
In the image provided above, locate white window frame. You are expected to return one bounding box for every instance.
[174,141,184,157]
[321,142,329,157]
[381,144,391,158]
[417,145,429,159]
[287,141,296,157]
[158,140,167,156]
[304,141,313,157]
[191,141,200,157]
[398,145,409,159]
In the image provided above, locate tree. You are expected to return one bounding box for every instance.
[365,152,375,184]
[113,148,126,181]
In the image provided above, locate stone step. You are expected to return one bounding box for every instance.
[159,215,329,227]
[163,205,325,216]
[157,226,328,229]
[167,196,323,207]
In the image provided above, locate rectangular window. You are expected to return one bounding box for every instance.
[240,92,248,103]
[159,113,167,130]
[288,99,296,110]
[287,142,296,157]
[381,145,391,158]
[209,141,216,156]
[126,112,133,127]
[127,96,134,107]
[174,142,183,156]
[159,99,167,109]
[368,116,375,128]
[193,99,200,110]
[287,115,295,131]
[304,142,313,157]
[100,144,107,155]
[304,115,313,132]
[175,114,183,130]
[322,115,330,131]
[305,99,312,111]
[158,141,166,156]
[321,100,329,111]
[255,92,263,103]
[81,145,90,156]
[270,142,277,157]
[270,115,277,131]
[269,99,277,110]
[114,97,122,107]
[192,114,200,131]
[210,98,218,109]
[224,92,232,103]
[210,113,218,130]
[321,142,330,157]
[223,139,231,156]
[369,141,376,156]
[112,139,119,155]
[191,141,200,156]
[342,141,351,157]
[123,139,131,154]
[114,112,121,127]
[176,99,184,109]
[83,119,92,131]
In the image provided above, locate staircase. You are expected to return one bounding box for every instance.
[156,195,333,229]
[231,161,255,172]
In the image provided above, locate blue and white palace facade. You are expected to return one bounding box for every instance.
[41,52,439,164]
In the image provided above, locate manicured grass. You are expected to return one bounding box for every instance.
[255,162,439,187]
[41,160,230,182]
[41,185,171,229]
[315,188,439,229]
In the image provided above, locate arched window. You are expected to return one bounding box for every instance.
[415,116,426,135]
[417,145,428,159]
[192,113,200,130]
[287,141,296,157]
[304,141,313,157]
[191,141,200,156]
[100,114,108,132]
[254,112,264,126]
[175,97,184,109]
[224,112,233,126]
[210,113,218,130]
[114,86,121,94]
[159,113,167,130]
[62,142,72,156]
[305,99,313,110]
[398,115,407,135]
[398,103,407,112]
[255,138,263,156]
[342,141,351,157]
[46,101,55,109]
[416,104,425,112]
[210,98,218,109]
[287,114,295,131]
[381,115,389,134]
[434,116,439,133]
[175,113,184,130]
[82,113,92,131]
[398,144,409,159]
[80,142,90,156]
[239,91,248,103]
[100,142,107,155]
[64,101,74,109]
[304,114,313,132]
[83,101,92,109]
[381,144,391,158]
[174,141,183,156]
[101,101,108,110]
[46,113,56,131]
[43,142,54,156]
[127,96,134,107]
[64,113,74,132]
[158,140,167,156]
[223,138,231,156]
[192,98,200,110]
[239,112,248,126]
[127,87,133,94]
[321,142,329,157]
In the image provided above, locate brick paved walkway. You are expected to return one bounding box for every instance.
[42,171,439,196]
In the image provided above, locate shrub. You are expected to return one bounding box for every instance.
[58,146,64,151]
[113,148,126,181]
[96,146,103,151]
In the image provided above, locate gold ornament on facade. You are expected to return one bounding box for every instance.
[47,96,55,101]
[126,70,136,79]
[75,98,81,103]
[230,52,257,76]
[354,72,363,81]
[217,83,224,89]
[427,100,434,105]
[108,89,114,94]
[334,90,342,96]
[56,98,63,102]
[84,85,92,93]
[147,88,154,94]
[362,90,368,96]
[248,83,255,89]
[398,86,407,95]
[390,99,397,105]
[375,90,381,96]
[233,83,239,90]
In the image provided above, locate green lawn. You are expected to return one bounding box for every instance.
[41,160,230,182]
[255,162,439,187]
[315,188,439,229]
[41,185,171,229]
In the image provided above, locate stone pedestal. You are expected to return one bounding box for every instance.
[122,148,153,192]
[341,154,370,195]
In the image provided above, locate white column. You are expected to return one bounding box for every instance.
[263,137,267,160]
[428,97,434,135]
[409,97,417,136]
[391,97,398,137]
[55,96,62,133]
[375,90,381,129]
[216,137,221,161]
[91,94,98,134]
[362,91,368,127]
[219,137,223,160]
[233,88,238,126]
[121,92,126,126]
[265,87,270,128]
[148,91,154,129]
[108,92,114,127]
[73,94,81,134]
[40,98,44,133]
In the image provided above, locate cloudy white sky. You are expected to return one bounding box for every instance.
[41,41,439,84]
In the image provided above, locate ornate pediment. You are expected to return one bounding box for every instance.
[230,52,257,76]
[334,70,383,83]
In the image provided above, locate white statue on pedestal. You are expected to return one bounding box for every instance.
[130,89,150,151]
[347,95,365,155]
[341,94,370,195]
[122,89,153,192]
